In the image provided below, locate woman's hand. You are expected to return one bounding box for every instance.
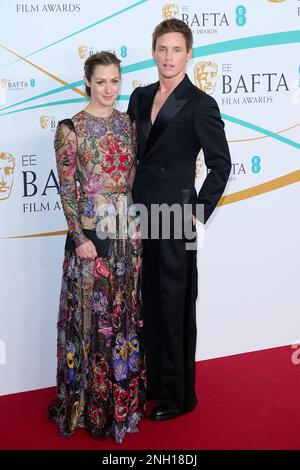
[75,240,97,260]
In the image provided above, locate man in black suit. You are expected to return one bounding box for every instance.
[127,19,231,421]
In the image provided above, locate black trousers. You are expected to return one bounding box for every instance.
[133,180,198,413]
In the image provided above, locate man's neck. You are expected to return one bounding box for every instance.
[158,72,186,95]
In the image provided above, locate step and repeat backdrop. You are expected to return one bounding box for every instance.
[1,0,300,394]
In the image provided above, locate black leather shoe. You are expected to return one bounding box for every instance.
[149,406,180,421]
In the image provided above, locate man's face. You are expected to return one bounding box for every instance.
[0,154,15,201]
[194,62,218,94]
[153,32,191,81]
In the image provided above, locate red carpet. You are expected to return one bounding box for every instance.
[1,346,299,450]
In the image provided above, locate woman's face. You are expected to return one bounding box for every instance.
[85,63,121,108]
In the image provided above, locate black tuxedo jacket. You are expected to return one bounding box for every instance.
[127,74,231,224]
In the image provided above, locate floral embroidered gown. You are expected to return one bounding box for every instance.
[48,109,146,444]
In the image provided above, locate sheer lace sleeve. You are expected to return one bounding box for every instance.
[54,120,88,247]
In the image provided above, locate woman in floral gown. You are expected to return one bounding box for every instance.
[48,52,146,444]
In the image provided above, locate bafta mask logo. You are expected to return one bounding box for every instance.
[0,79,7,104]
[162,4,179,20]
[132,80,140,90]
[195,152,205,178]
[0,152,16,201]
[78,45,89,60]
[194,61,218,95]
[0,79,7,89]
[40,115,49,129]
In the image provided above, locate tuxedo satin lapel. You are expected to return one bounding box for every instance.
[145,94,187,153]
[144,74,193,156]
[139,83,159,143]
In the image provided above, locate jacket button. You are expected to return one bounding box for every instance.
[160,166,166,172]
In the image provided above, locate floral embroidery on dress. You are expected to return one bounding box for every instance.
[48,109,146,444]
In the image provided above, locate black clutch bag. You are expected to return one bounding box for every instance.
[65,229,114,258]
